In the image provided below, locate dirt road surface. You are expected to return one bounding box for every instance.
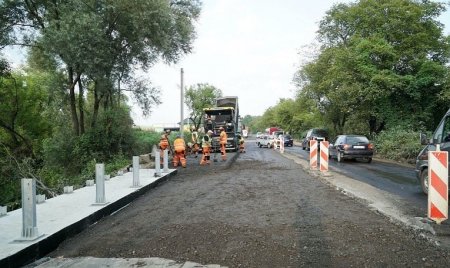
[48,144,450,267]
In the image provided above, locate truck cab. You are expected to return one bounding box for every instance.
[203,107,238,151]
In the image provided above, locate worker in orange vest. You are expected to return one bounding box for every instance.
[158,130,171,165]
[191,128,200,158]
[237,133,245,153]
[219,126,227,161]
[200,130,213,165]
[172,134,187,168]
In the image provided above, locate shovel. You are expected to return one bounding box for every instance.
[212,140,219,162]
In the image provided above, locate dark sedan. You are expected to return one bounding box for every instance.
[329,135,374,163]
[283,134,293,147]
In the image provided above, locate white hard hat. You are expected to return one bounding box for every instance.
[207,130,213,134]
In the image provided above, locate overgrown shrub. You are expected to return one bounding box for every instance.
[373,126,424,162]
[132,129,161,155]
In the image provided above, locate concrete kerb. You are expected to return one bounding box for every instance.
[0,170,178,268]
[279,150,446,243]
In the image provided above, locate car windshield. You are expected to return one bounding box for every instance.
[284,135,291,139]
[312,129,328,137]
[346,136,369,144]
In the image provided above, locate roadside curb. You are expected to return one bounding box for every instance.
[0,170,178,268]
[279,150,449,245]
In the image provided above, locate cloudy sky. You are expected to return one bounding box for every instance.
[4,1,450,128]
[132,0,450,127]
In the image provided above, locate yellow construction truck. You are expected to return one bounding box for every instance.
[203,96,239,152]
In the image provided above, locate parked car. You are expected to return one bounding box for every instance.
[416,107,450,194]
[301,129,329,150]
[257,134,274,148]
[283,134,293,147]
[329,135,374,163]
[242,129,248,138]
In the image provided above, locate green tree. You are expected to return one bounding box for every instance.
[296,0,450,134]
[185,83,223,131]
[0,0,201,135]
[0,70,53,156]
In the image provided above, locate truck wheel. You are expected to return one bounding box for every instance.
[420,168,429,195]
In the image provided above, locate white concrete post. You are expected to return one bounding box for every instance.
[95,164,106,204]
[133,156,140,187]
[21,178,39,239]
[163,149,169,173]
[155,150,161,177]
[0,206,7,216]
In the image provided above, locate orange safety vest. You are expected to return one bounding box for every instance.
[159,135,169,149]
[174,138,186,153]
[202,135,211,148]
[220,131,228,145]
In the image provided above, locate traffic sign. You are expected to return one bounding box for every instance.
[428,151,448,224]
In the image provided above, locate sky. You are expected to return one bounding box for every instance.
[3,0,450,128]
[131,0,450,128]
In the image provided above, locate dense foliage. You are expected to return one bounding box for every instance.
[0,0,201,209]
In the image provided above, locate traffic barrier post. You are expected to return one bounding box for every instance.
[280,136,285,154]
[132,156,140,187]
[155,150,161,177]
[320,141,329,172]
[16,178,44,241]
[428,150,448,224]
[163,149,169,173]
[94,163,107,205]
[310,140,318,170]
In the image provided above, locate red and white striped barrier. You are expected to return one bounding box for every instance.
[428,151,448,224]
[310,140,318,169]
[320,141,329,172]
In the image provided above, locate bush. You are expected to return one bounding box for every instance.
[373,126,424,161]
[132,129,161,155]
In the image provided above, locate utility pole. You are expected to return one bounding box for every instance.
[180,68,184,138]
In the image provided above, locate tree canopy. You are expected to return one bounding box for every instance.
[0,0,201,135]
[294,0,450,135]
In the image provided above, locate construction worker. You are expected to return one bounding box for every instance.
[237,133,246,153]
[219,126,227,161]
[158,130,171,165]
[200,130,213,165]
[205,115,213,131]
[191,128,200,158]
[172,134,187,168]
